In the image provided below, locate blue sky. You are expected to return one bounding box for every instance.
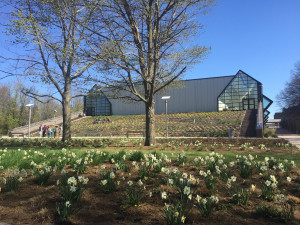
[0,0,299,118]
[185,0,300,117]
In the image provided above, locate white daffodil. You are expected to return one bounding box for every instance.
[161,191,167,199]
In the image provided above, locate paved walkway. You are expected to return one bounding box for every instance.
[276,128,300,148]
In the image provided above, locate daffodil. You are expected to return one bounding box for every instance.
[161,191,167,199]
[183,186,190,195]
[101,179,108,185]
[164,203,169,210]
[110,172,116,179]
[181,216,186,223]
[70,185,77,192]
[65,201,71,207]
[196,195,201,202]
[226,181,231,189]
[138,179,143,186]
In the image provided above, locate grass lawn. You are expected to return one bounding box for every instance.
[1,146,299,169]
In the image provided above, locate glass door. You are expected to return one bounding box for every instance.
[242,98,255,110]
[86,107,95,116]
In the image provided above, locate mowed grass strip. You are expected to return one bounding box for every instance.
[1,147,299,169]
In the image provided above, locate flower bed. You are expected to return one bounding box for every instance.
[0,146,299,225]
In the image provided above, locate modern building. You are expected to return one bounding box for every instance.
[84,70,272,122]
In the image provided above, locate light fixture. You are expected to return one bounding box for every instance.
[161,96,171,138]
[26,104,34,138]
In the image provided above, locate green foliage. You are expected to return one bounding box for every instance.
[256,203,281,218]
[138,165,151,180]
[231,187,250,205]
[99,171,118,194]
[280,201,295,222]
[124,185,144,207]
[109,151,126,163]
[162,203,186,225]
[219,168,231,181]
[90,151,110,165]
[57,174,88,203]
[261,182,277,201]
[264,128,278,138]
[56,201,74,222]
[128,150,144,162]
[195,195,219,218]
[2,169,25,192]
[204,175,216,193]
[176,152,187,165]
[191,157,202,168]
[32,163,55,185]
[237,155,253,179]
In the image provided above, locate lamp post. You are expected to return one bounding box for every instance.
[26,103,34,138]
[161,96,171,138]
[54,109,57,118]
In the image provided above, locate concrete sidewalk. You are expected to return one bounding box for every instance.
[276,128,300,148]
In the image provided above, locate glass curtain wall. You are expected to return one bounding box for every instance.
[84,92,111,116]
[218,71,260,111]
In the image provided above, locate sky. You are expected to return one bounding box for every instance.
[0,0,299,118]
[185,0,300,118]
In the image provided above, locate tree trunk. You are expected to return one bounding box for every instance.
[145,100,155,146]
[62,82,72,142]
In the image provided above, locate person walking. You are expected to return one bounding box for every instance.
[53,126,57,138]
[43,125,47,137]
[39,125,42,138]
[59,126,62,136]
[47,126,52,138]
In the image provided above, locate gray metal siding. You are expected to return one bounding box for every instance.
[107,76,234,115]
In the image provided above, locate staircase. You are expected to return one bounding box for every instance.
[240,109,257,137]
[9,111,84,137]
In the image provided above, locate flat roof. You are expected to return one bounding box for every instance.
[267,119,281,123]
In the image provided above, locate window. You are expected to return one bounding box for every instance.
[218,71,260,111]
[84,89,111,116]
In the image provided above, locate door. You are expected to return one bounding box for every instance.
[242,98,255,110]
[86,107,95,116]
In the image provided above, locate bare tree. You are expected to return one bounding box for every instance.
[277,61,300,109]
[88,0,214,145]
[2,0,101,141]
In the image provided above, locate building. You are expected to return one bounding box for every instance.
[84,70,272,122]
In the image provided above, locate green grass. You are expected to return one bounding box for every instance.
[65,111,245,137]
[1,147,299,169]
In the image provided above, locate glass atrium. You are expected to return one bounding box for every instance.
[84,87,111,116]
[218,71,261,111]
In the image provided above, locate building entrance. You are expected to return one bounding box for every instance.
[86,107,95,116]
[242,98,255,110]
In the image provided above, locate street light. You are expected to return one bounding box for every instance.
[161,96,171,138]
[54,109,57,118]
[26,103,34,138]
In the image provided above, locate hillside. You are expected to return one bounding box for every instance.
[70,111,245,137]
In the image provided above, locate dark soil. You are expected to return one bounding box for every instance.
[0,149,299,225]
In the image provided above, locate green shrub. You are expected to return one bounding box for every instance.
[128,151,144,162]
